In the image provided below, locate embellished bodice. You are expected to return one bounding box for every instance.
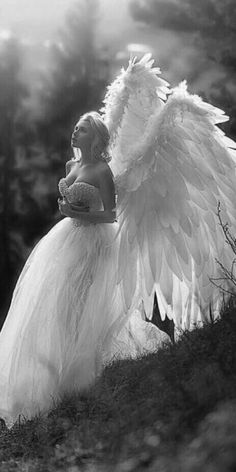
[59,178,102,209]
[58,178,103,226]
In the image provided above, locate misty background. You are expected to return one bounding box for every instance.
[0,0,235,323]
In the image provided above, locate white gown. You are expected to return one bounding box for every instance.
[0,179,123,425]
[0,178,165,426]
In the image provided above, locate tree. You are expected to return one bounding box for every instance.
[37,0,109,160]
[0,38,58,322]
[129,0,236,137]
[0,37,29,312]
[0,0,112,321]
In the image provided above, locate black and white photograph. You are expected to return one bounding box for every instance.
[0,0,236,470]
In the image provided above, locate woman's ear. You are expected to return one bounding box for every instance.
[91,133,102,160]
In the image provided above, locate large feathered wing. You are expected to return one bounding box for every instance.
[102,54,170,176]
[103,57,236,329]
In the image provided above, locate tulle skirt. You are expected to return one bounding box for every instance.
[0,217,128,426]
[0,216,169,426]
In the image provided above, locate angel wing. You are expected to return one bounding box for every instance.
[102,54,170,176]
[103,56,236,330]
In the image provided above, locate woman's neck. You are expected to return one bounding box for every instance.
[73,147,93,165]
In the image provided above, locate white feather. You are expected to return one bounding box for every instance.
[103,55,236,329]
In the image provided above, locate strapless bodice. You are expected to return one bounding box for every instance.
[58,178,103,210]
[58,178,103,227]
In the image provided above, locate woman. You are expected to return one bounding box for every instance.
[2,52,234,426]
[59,111,116,224]
[0,111,127,427]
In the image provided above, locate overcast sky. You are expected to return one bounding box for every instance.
[0,0,69,40]
[0,0,219,94]
[0,0,130,42]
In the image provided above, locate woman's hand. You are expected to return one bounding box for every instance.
[70,203,90,213]
[58,198,89,216]
[58,198,71,216]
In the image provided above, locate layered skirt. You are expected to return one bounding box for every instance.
[0,218,126,425]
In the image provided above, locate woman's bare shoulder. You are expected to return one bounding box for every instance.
[96,162,116,202]
[97,160,114,181]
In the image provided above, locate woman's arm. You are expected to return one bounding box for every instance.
[59,167,117,224]
[59,203,116,224]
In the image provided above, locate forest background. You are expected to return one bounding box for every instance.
[0,0,236,324]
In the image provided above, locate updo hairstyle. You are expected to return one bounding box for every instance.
[81,111,111,163]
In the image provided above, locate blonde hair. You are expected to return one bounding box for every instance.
[81,111,111,162]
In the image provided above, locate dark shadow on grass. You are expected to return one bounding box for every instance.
[0,303,236,470]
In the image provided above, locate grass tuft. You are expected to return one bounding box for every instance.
[0,303,236,471]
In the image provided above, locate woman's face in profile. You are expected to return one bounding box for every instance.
[71,119,94,148]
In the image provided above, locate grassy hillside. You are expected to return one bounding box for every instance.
[0,303,236,471]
